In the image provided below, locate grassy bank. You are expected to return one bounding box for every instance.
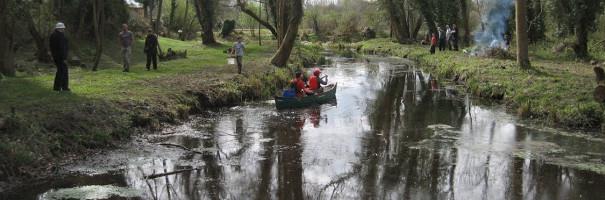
[347,38,604,130]
[0,37,312,181]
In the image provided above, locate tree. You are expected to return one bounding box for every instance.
[516,0,530,69]
[413,0,437,34]
[0,0,16,76]
[193,0,217,45]
[270,0,304,67]
[459,0,471,45]
[382,0,423,43]
[92,0,104,71]
[169,0,177,31]
[527,0,545,43]
[155,0,163,33]
[551,0,604,58]
[236,0,278,38]
[18,1,52,63]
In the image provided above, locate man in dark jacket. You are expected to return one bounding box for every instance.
[451,24,459,51]
[438,26,446,51]
[144,29,159,70]
[49,22,70,92]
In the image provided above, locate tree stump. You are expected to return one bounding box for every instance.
[594,67,605,85]
[594,67,605,103]
[594,85,605,103]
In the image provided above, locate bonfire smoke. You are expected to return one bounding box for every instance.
[471,0,514,55]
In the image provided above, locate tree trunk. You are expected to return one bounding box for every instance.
[0,0,16,76]
[516,0,530,69]
[20,2,51,63]
[149,0,155,29]
[155,0,163,33]
[384,0,411,43]
[270,0,303,67]
[193,0,217,45]
[169,0,177,31]
[459,0,471,46]
[414,0,437,34]
[92,0,104,71]
[75,0,89,39]
[574,22,589,58]
[411,16,423,39]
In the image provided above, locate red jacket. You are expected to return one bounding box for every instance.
[294,78,306,96]
[308,75,320,90]
[431,36,438,46]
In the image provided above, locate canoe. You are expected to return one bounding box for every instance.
[275,83,337,109]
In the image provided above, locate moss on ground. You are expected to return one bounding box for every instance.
[0,37,315,181]
[347,38,604,130]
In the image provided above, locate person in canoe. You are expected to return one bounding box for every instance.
[294,70,315,96]
[307,68,328,93]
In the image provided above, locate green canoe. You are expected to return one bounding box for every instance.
[275,83,338,109]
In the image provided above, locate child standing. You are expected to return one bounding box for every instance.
[430,33,437,54]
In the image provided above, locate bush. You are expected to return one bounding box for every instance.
[221,20,236,38]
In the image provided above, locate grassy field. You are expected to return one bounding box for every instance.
[347,38,604,130]
[0,36,318,179]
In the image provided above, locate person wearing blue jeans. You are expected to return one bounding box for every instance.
[231,37,245,74]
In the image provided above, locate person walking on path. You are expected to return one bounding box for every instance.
[438,27,446,51]
[231,37,245,74]
[430,33,437,54]
[119,24,134,72]
[49,22,70,92]
[144,29,159,71]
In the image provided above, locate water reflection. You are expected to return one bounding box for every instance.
[4,57,605,200]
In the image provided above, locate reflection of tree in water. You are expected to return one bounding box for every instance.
[277,113,305,200]
[199,117,225,200]
[321,64,468,198]
[252,112,306,200]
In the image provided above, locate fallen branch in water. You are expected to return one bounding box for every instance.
[144,168,200,179]
[158,143,204,154]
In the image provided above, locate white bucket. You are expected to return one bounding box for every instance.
[227,58,236,65]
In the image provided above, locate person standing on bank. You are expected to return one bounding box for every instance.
[119,24,134,72]
[231,37,245,74]
[144,29,159,71]
[49,22,70,92]
[451,24,459,51]
[438,27,446,51]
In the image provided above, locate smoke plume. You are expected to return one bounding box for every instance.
[472,0,514,53]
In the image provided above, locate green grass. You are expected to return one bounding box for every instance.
[0,36,312,178]
[350,38,604,130]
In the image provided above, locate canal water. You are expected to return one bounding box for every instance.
[3,56,605,200]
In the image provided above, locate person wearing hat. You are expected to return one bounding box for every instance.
[144,29,159,71]
[230,37,245,74]
[49,22,70,92]
[307,67,328,93]
[119,24,134,72]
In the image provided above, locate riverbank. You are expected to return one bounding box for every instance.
[342,38,604,131]
[0,37,320,186]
